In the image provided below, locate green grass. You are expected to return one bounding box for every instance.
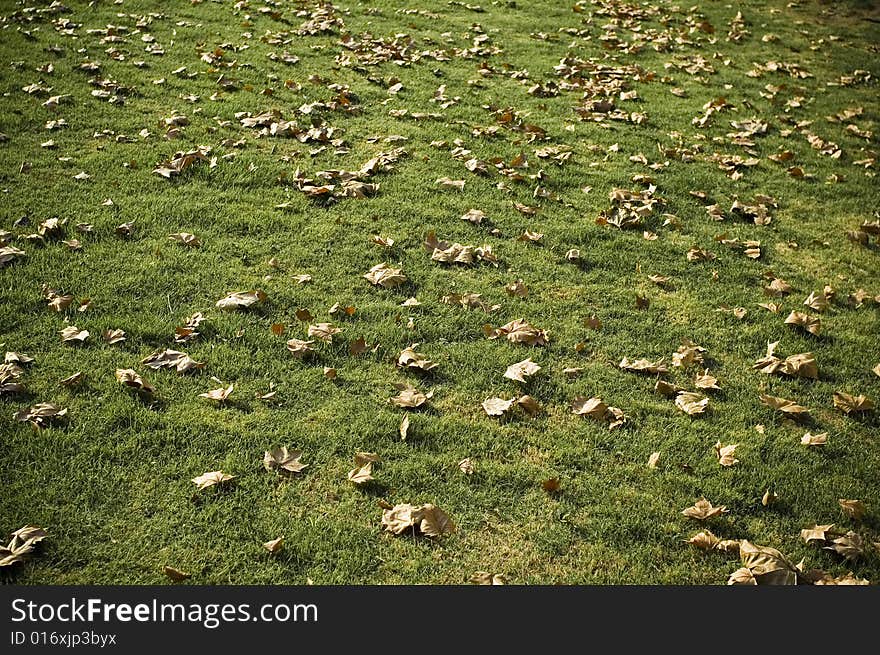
[1,0,878,585]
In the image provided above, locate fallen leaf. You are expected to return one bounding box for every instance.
[838,499,866,521]
[482,397,515,417]
[191,470,235,490]
[162,566,191,582]
[832,391,873,415]
[364,262,407,287]
[504,358,541,382]
[199,385,233,403]
[675,391,709,416]
[397,344,437,371]
[801,432,827,446]
[262,537,284,554]
[215,290,267,311]
[60,326,89,344]
[263,447,307,474]
[115,368,155,395]
[682,498,728,520]
[713,441,739,467]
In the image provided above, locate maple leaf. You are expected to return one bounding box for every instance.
[675,391,709,416]
[504,358,541,382]
[801,432,827,447]
[397,344,437,371]
[347,462,374,485]
[619,357,667,375]
[482,397,515,417]
[713,441,739,466]
[838,499,866,521]
[825,532,865,560]
[485,319,548,346]
[191,470,235,490]
[14,403,68,428]
[286,339,315,358]
[390,383,432,408]
[263,447,307,474]
[215,290,267,311]
[694,370,721,390]
[103,329,126,345]
[760,394,809,418]
[199,385,233,403]
[142,349,204,373]
[363,262,407,288]
[784,311,821,335]
[801,524,834,543]
[115,369,155,395]
[307,322,341,343]
[470,572,507,585]
[60,326,89,344]
[168,232,201,247]
[832,391,873,414]
[738,540,799,585]
[682,498,728,520]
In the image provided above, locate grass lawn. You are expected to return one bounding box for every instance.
[1,0,878,585]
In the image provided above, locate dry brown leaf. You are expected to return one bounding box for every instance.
[103,329,126,345]
[381,503,454,537]
[191,470,235,490]
[784,311,821,335]
[838,499,866,521]
[517,395,542,416]
[482,397,515,417]
[825,532,865,560]
[461,209,486,224]
[364,262,406,288]
[458,458,474,475]
[142,349,204,373]
[308,323,341,343]
[713,441,739,467]
[738,540,799,585]
[485,319,548,346]
[832,391,873,414]
[263,447,307,474]
[59,371,84,387]
[397,344,437,371]
[399,414,410,441]
[801,524,834,543]
[647,451,661,469]
[347,462,374,485]
[215,290,267,311]
[168,232,201,247]
[199,385,233,403]
[619,357,667,375]
[0,525,47,568]
[162,565,191,582]
[14,403,67,428]
[60,326,89,344]
[286,338,315,358]
[391,383,432,409]
[262,537,284,554]
[801,432,827,447]
[470,571,506,585]
[115,368,155,395]
[687,530,720,550]
[682,498,728,520]
[694,370,721,390]
[675,391,709,416]
[504,358,541,382]
[760,393,809,418]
